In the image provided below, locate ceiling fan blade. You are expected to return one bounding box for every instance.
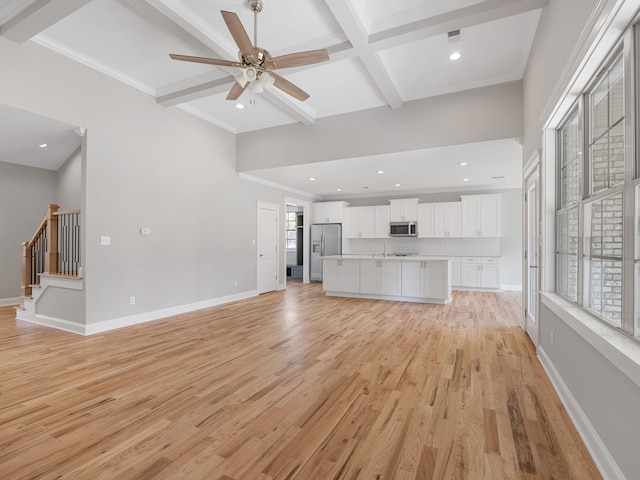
[271,72,310,102]
[226,82,247,101]
[169,54,242,68]
[221,10,254,58]
[264,49,329,70]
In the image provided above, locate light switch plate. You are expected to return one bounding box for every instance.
[140,228,151,236]
[101,236,111,246]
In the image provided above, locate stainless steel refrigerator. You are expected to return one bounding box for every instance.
[310,223,342,282]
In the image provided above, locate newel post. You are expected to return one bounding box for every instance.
[44,204,59,274]
[21,242,32,298]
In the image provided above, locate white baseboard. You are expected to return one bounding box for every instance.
[501,284,522,291]
[0,297,20,306]
[538,346,625,480]
[85,290,259,335]
[19,314,86,335]
[17,291,259,336]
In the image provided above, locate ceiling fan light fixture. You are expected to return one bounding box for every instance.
[243,66,257,83]
[259,71,275,90]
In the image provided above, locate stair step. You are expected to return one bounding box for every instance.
[21,295,33,300]
[14,305,26,311]
[28,284,41,288]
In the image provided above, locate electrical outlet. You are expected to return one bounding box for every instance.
[129,296,135,305]
[550,330,554,347]
[101,236,111,246]
[140,228,151,236]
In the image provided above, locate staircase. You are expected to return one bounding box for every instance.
[16,204,82,323]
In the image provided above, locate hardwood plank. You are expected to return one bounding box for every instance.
[0,288,600,479]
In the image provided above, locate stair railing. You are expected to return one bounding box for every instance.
[21,205,81,298]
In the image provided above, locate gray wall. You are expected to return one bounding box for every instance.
[0,161,56,302]
[0,36,311,325]
[238,81,523,171]
[56,146,82,210]
[524,0,639,478]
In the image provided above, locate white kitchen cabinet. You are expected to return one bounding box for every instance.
[417,203,435,238]
[389,198,419,222]
[313,201,349,224]
[451,257,461,287]
[323,258,359,293]
[458,257,501,289]
[374,205,390,238]
[346,206,389,239]
[346,206,375,238]
[434,202,461,237]
[460,194,501,237]
[401,260,448,299]
[360,259,401,296]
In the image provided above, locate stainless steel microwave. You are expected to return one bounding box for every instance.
[390,221,417,237]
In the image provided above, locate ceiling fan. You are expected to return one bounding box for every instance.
[169,0,329,102]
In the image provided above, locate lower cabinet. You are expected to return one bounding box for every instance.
[451,257,461,287]
[401,260,447,299]
[323,258,360,293]
[360,259,401,296]
[458,257,501,289]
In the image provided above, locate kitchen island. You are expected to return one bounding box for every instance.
[322,255,452,304]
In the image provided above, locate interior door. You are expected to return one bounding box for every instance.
[257,202,279,294]
[523,161,540,345]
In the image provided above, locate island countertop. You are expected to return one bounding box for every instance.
[321,254,451,262]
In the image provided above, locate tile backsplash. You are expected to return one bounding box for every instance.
[345,237,501,257]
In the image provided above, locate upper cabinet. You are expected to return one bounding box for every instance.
[346,205,390,238]
[418,202,460,238]
[460,194,501,237]
[433,202,461,237]
[313,201,349,224]
[417,203,435,238]
[389,198,418,222]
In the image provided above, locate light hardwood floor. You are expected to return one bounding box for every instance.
[0,284,600,479]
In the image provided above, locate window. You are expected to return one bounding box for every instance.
[556,108,581,302]
[286,211,297,249]
[555,42,635,335]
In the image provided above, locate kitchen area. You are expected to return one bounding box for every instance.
[309,194,513,304]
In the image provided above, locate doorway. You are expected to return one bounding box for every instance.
[257,201,279,294]
[523,154,540,345]
[284,197,310,285]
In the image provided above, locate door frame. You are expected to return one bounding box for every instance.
[257,201,281,294]
[522,150,541,346]
[284,196,311,285]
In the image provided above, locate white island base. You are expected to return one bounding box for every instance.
[322,255,452,304]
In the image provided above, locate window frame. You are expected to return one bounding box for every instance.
[554,28,638,337]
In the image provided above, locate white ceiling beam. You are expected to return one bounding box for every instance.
[369,0,548,51]
[323,0,402,109]
[132,0,318,124]
[0,0,92,43]
[157,75,233,106]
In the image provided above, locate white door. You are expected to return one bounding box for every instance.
[523,161,540,345]
[257,202,279,294]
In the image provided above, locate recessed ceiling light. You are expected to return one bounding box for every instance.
[450,52,462,61]
[459,162,468,166]
[309,177,316,181]
[337,188,342,192]
[395,183,401,187]
[39,143,47,148]
[235,103,244,109]
[377,170,384,174]
[462,178,470,182]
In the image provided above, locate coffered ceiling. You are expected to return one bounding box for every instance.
[0,0,544,195]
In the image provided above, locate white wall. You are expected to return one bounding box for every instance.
[0,161,56,302]
[524,1,640,478]
[0,37,312,327]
